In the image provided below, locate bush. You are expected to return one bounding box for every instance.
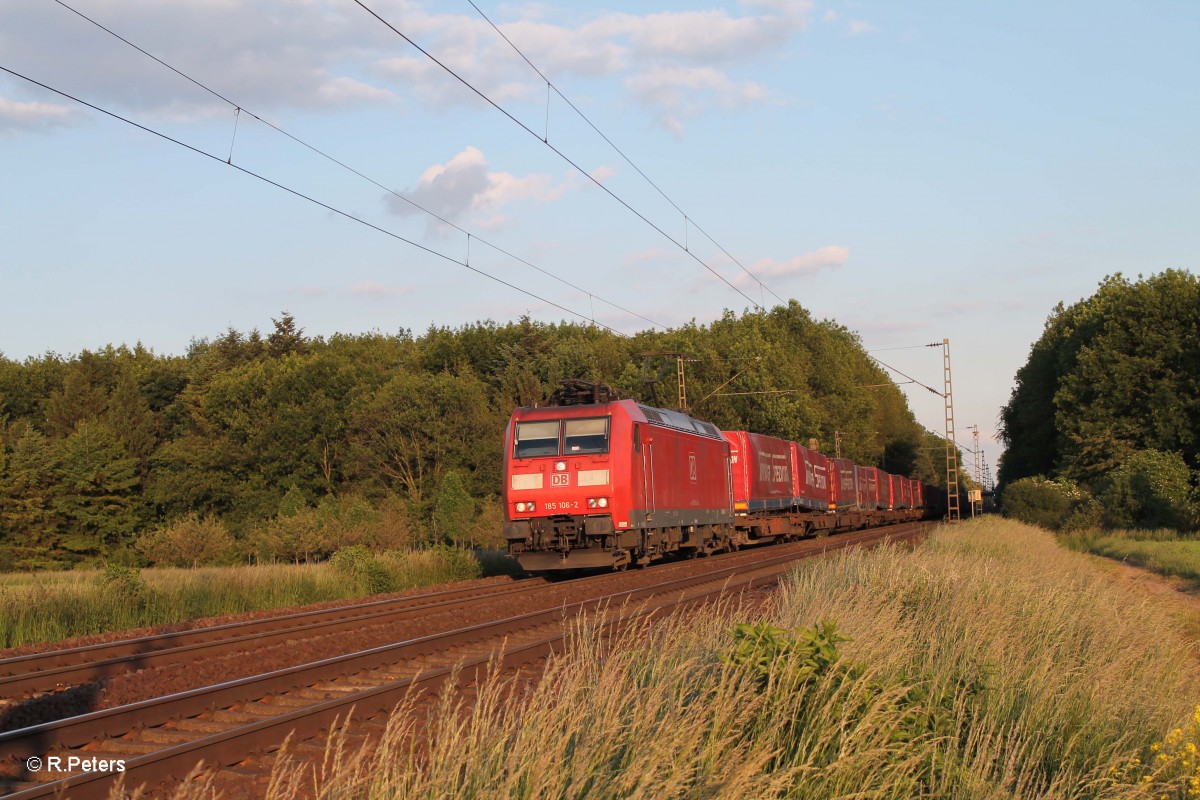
[98,563,158,609]
[433,471,475,547]
[329,544,396,595]
[467,495,507,549]
[136,513,234,567]
[722,621,848,690]
[425,544,481,582]
[1098,449,1195,531]
[379,545,482,586]
[371,494,420,550]
[1000,476,1095,530]
[247,508,326,563]
[245,493,423,563]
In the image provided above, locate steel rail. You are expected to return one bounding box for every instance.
[0,579,545,697]
[0,523,925,799]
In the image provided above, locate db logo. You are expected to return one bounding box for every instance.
[551,473,571,487]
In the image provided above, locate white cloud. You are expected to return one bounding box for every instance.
[314,76,399,107]
[0,0,396,123]
[351,280,410,299]
[822,9,838,23]
[385,145,569,231]
[585,5,808,63]
[410,1,810,131]
[737,245,849,284]
[848,20,876,35]
[626,66,769,135]
[588,165,616,184]
[0,96,77,132]
[1,0,811,136]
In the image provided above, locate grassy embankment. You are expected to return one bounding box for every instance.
[1064,528,1200,586]
[0,548,518,649]
[241,518,1200,800]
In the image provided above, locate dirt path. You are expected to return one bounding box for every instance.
[1085,553,1200,646]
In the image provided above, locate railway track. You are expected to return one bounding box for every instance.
[0,522,926,800]
[0,577,541,698]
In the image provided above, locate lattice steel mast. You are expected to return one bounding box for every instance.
[969,423,982,518]
[942,338,961,521]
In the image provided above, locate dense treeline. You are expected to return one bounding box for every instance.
[0,302,944,569]
[998,270,1200,530]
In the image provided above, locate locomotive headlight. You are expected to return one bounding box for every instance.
[555,461,567,471]
[598,497,609,508]
[587,498,597,509]
[516,502,527,513]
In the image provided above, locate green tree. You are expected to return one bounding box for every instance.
[267,311,308,358]
[0,305,943,566]
[105,370,159,475]
[1098,450,1194,530]
[433,470,475,547]
[0,424,62,547]
[1000,270,1200,487]
[137,513,233,567]
[54,421,141,554]
[350,369,501,502]
[43,357,109,437]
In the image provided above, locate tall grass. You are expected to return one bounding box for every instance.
[1084,539,1200,584]
[1064,528,1200,585]
[0,548,509,650]
[231,518,1199,800]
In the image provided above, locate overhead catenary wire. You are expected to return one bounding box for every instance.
[0,64,632,338]
[713,379,915,397]
[866,355,945,397]
[351,0,766,312]
[463,0,787,306]
[867,342,943,353]
[45,0,665,332]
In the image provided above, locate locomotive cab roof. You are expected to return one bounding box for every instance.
[512,398,724,442]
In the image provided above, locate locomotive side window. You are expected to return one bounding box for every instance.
[514,420,560,458]
[564,418,609,454]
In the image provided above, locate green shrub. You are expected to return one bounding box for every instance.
[1098,449,1195,531]
[1000,476,1095,530]
[330,544,396,595]
[379,545,482,587]
[433,471,475,547]
[99,563,157,609]
[723,621,848,690]
[428,544,482,582]
[136,513,234,567]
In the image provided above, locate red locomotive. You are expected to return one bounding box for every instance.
[503,383,934,573]
[503,385,735,571]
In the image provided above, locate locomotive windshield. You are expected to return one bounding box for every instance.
[514,420,560,458]
[513,417,610,457]
[564,417,609,454]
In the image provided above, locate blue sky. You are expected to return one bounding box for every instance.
[2,0,1197,480]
